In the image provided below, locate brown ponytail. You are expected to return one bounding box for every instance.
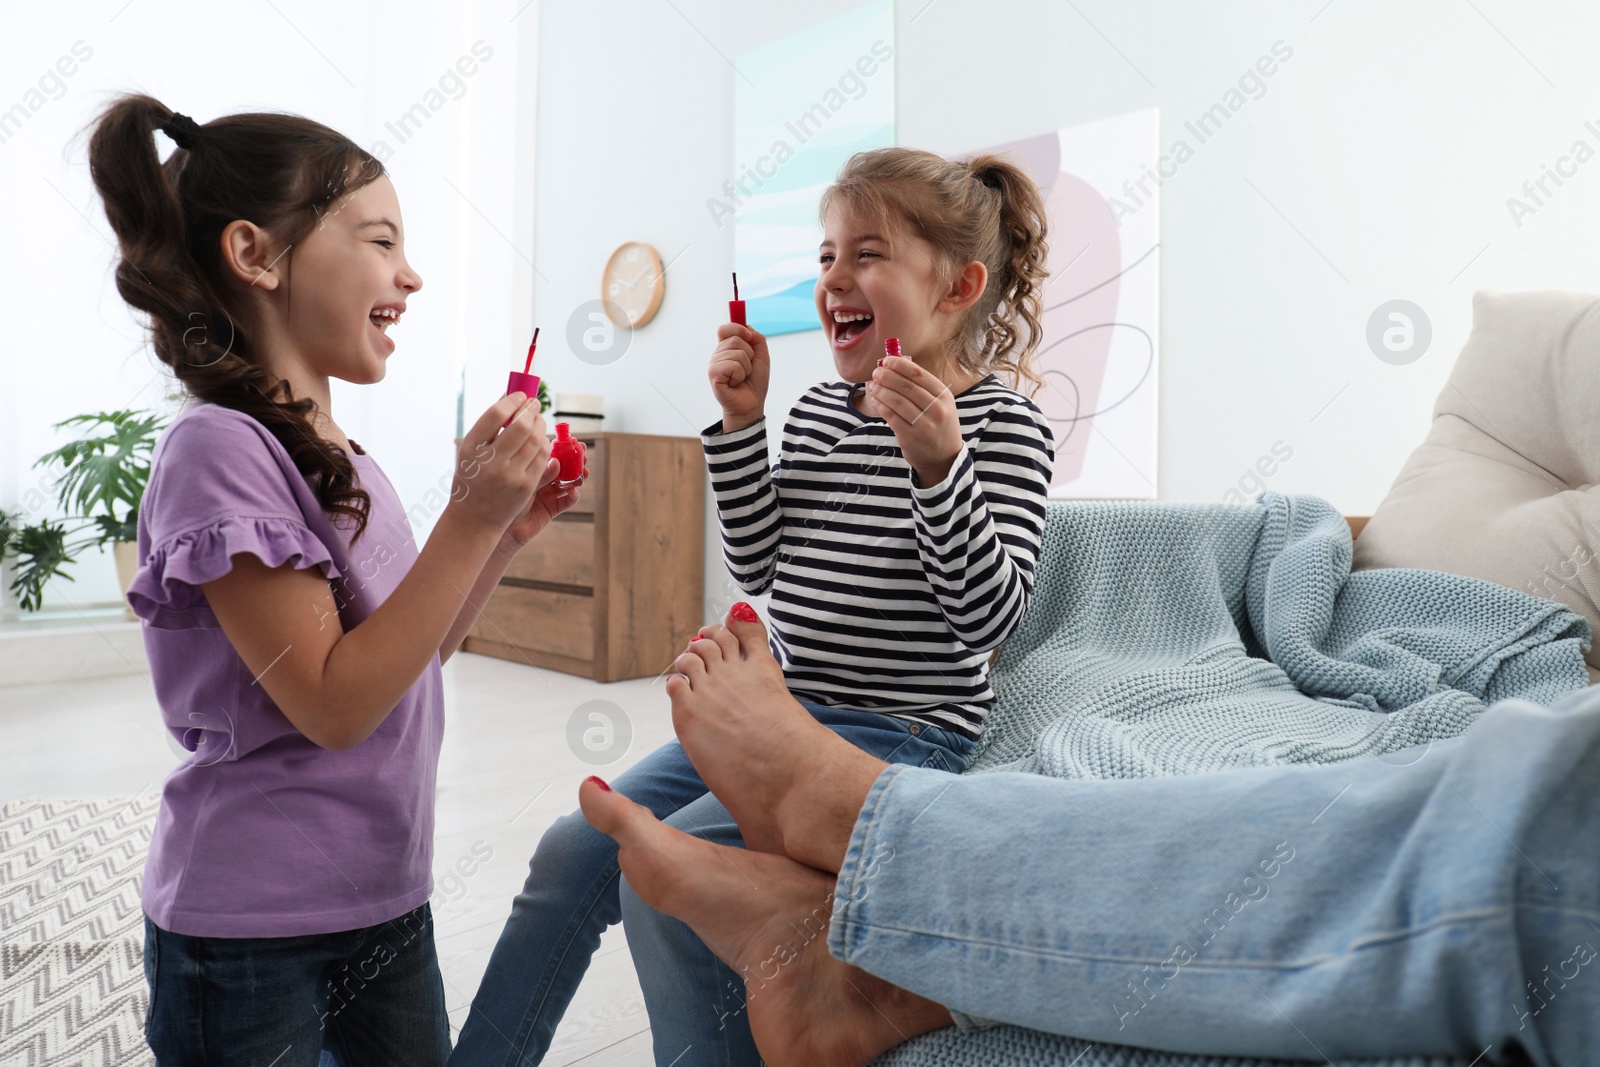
[818,147,1050,394]
[83,93,383,542]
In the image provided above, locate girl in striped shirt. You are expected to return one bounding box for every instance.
[702,147,1058,746]
[455,147,1054,1066]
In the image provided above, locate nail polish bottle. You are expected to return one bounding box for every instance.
[878,336,901,368]
[552,422,586,488]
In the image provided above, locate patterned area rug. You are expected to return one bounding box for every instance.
[0,795,159,1067]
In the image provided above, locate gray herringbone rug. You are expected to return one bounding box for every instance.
[0,795,159,1067]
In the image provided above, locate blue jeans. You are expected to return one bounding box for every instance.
[450,699,976,1066]
[142,902,450,1067]
[829,687,1600,1065]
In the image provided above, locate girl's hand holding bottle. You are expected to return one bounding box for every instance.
[449,392,554,538]
[866,345,963,487]
[710,322,771,433]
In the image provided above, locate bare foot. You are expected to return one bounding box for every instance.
[579,776,951,1065]
[669,603,889,871]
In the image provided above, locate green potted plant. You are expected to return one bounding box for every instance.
[0,409,167,620]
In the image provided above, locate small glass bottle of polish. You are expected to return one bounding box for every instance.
[551,422,586,488]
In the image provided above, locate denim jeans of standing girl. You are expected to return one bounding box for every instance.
[449,699,975,1066]
[143,902,450,1066]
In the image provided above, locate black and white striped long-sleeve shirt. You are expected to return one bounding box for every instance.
[702,375,1056,740]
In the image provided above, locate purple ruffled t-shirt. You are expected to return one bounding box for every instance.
[128,402,444,938]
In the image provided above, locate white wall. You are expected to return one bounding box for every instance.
[0,1,538,618]
[8,0,1600,622]
[524,0,1600,618]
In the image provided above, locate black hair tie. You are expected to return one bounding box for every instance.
[161,112,202,151]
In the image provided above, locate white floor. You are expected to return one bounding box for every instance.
[0,650,676,1064]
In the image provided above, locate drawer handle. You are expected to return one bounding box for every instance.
[499,577,594,597]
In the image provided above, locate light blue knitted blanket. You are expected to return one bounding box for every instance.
[874,492,1590,1067]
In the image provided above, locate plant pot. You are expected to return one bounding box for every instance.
[113,540,140,622]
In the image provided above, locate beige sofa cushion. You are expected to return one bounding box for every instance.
[1353,290,1600,680]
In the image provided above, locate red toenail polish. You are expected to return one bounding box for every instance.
[730,602,759,623]
[691,634,707,641]
[586,775,611,792]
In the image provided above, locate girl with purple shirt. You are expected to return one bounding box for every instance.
[85,94,581,1066]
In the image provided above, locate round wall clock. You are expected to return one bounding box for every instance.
[601,242,665,328]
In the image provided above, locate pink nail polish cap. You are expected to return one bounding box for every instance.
[503,328,541,427]
[506,370,541,400]
[729,272,747,326]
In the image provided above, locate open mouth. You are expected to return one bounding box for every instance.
[369,306,401,347]
[831,309,874,348]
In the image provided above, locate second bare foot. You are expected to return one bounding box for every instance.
[579,775,951,1066]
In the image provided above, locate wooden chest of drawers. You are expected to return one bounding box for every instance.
[459,431,705,682]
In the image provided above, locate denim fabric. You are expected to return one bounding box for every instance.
[142,902,449,1067]
[830,689,1600,1066]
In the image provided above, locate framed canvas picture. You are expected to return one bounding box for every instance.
[984,109,1161,499]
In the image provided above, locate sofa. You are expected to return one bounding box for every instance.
[873,290,1596,1066]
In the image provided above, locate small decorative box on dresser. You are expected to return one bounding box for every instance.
[459,431,705,682]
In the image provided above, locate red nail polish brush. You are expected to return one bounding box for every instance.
[729,272,746,326]
[503,327,541,428]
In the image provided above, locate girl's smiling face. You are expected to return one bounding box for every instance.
[225,172,423,391]
[291,174,423,385]
[814,202,983,387]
